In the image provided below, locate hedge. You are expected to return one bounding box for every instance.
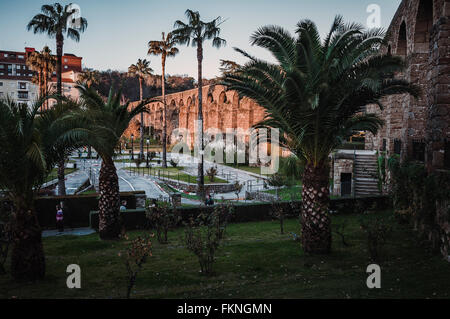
[33,191,145,229]
[89,195,391,231]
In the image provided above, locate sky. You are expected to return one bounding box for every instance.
[0,0,402,79]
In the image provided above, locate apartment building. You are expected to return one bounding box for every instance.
[0,47,83,107]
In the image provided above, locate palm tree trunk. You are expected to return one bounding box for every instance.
[301,161,332,254]
[57,159,66,196]
[196,44,205,200]
[162,58,167,168]
[56,33,63,97]
[98,156,121,239]
[139,77,144,160]
[43,69,48,110]
[10,197,45,281]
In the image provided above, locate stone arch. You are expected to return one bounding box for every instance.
[397,21,407,57]
[414,0,434,53]
[207,93,214,103]
[219,91,227,104]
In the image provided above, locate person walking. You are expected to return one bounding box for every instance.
[56,205,64,232]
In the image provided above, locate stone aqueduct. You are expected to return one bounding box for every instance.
[366,0,450,170]
[126,84,267,148]
[126,0,449,170]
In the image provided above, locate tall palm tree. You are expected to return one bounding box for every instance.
[222,16,419,254]
[0,97,84,281]
[128,59,153,160]
[78,68,101,159]
[26,51,44,99]
[148,32,179,168]
[27,3,87,96]
[76,85,150,239]
[172,9,226,199]
[39,46,57,110]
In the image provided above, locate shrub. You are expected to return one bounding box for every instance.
[234,181,243,200]
[184,203,233,275]
[267,173,287,187]
[134,158,143,168]
[389,158,450,256]
[121,235,153,299]
[270,200,286,234]
[206,166,218,182]
[360,216,392,263]
[169,158,178,168]
[146,202,181,244]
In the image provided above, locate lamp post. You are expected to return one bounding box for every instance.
[131,134,134,160]
[146,138,150,167]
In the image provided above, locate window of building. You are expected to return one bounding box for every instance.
[394,139,402,155]
[412,139,425,162]
[18,82,27,90]
[0,64,3,68]
[4,54,8,58]
[18,55,24,59]
[382,139,387,152]
[0,82,3,86]
[17,91,28,99]
[64,65,68,69]
[64,58,68,62]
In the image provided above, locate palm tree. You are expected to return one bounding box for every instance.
[39,46,57,110]
[0,97,83,281]
[78,68,100,89]
[76,85,150,239]
[148,32,179,168]
[222,16,419,254]
[78,68,101,159]
[128,59,153,160]
[26,51,44,99]
[172,9,226,199]
[27,3,87,96]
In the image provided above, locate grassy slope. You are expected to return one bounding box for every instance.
[44,168,77,183]
[1,210,449,299]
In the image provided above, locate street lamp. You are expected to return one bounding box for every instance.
[146,138,150,167]
[131,134,134,160]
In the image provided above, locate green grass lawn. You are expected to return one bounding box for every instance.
[44,168,77,183]
[124,167,228,184]
[263,185,303,201]
[1,210,449,299]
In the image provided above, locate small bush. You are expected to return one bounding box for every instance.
[169,158,178,168]
[360,216,392,263]
[184,203,234,275]
[121,235,153,298]
[270,200,286,234]
[206,166,218,182]
[146,202,181,244]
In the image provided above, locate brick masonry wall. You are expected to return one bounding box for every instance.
[125,84,267,149]
[365,0,450,170]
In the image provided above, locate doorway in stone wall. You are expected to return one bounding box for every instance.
[341,173,352,197]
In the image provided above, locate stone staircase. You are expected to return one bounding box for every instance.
[354,153,380,196]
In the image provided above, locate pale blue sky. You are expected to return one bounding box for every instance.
[0,0,402,78]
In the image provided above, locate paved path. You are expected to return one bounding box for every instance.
[42,227,96,238]
[66,151,272,205]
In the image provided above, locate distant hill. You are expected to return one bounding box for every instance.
[93,70,217,101]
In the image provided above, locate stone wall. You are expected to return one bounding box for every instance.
[125,85,267,149]
[332,159,354,197]
[366,0,450,171]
